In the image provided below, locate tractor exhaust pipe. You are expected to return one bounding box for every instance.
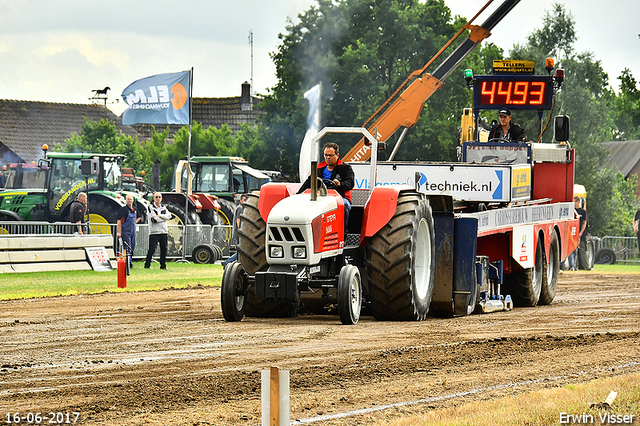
[310,161,318,201]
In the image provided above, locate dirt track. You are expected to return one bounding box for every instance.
[1,271,639,425]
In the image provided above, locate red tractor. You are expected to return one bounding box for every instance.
[221,128,436,325]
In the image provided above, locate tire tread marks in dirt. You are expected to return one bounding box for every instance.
[366,192,435,321]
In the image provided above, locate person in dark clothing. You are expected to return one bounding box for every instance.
[569,195,589,270]
[489,109,527,142]
[144,192,172,270]
[70,192,88,235]
[117,194,138,268]
[298,142,355,233]
[223,194,248,267]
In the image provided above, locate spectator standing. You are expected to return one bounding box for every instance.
[568,195,589,270]
[144,192,172,270]
[634,207,640,257]
[70,192,88,235]
[117,194,138,268]
[223,194,247,266]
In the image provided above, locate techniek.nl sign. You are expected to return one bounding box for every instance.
[350,163,529,203]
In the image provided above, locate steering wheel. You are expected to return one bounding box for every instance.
[322,178,337,189]
[487,137,509,143]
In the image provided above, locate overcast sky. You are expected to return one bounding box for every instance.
[0,0,637,117]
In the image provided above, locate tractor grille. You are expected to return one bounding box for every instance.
[268,226,306,243]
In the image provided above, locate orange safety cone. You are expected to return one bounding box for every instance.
[117,253,127,288]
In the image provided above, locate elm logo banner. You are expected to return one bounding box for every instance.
[121,71,190,125]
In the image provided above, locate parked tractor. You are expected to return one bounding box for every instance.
[160,156,276,263]
[0,146,150,235]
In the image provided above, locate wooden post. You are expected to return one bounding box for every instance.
[261,367,289,426]
[270,367,280,426]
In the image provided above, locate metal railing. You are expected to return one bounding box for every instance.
[597,236,640,263]
[0,221,233,261]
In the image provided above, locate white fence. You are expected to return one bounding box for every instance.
[0,221,233,261]
[596,236,640,264]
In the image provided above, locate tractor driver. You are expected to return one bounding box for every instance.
[298,142,354,234]
[489,109,527,142]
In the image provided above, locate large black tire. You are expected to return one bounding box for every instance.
[87,195,119,235]
[216,198,236,227]
[595,247,616,265]
[236,192,298,318]
[236,192,266,275]
[221,261,246,322]
[505,236,544,307]
[135,200,149,225]
[338,265,362,325]
[365,192,436,321]
[578,234,595,270]
[192,244,219,264]
[539,231,560,305]
[165,202,203,256]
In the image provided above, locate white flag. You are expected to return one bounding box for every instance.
[298,83,321,182]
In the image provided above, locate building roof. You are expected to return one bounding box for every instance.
[133,85,261,139]
[0,100,137,164]
[602,140,640,177]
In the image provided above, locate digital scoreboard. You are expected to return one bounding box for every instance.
[472,75,554,110]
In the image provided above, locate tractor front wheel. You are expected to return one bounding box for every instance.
[221,261,247,322]
[338,265,362,325]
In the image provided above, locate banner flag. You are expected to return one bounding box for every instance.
[121,71,190,125]
[298,83,321,182]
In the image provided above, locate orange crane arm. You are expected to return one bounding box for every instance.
[343,0,520,163]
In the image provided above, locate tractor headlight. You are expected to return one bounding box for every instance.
[292,246,306,259]
[270,245,284,258]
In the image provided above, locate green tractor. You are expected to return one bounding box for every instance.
[0,147,150,234]
[174,156,274,226]
[160,156,275,263]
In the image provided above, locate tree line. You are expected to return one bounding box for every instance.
[62,1,639,237]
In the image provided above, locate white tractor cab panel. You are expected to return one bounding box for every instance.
[351,162,531,203]
[266,192,344,266]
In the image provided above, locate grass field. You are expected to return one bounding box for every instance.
[0,262,638,301]
[385,373,640,426]
[0,262,224,300]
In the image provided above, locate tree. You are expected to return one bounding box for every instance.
[612,68,640,140]
[60,118,151,175]
[588,168,639,237]
[147,122,271,191]
[259,0,498,177]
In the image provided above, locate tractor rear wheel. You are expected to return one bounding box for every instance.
[221,261,246,322]
[505,236,544,307]
[539,231,559,305]
[87,196,119,235]
[338,265,362,325]
[237,192,298,318]
[216,198,236,227]
[366,192,436,321]
[165,202,203,256]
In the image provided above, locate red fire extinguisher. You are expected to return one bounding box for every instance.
[117,252,127,288]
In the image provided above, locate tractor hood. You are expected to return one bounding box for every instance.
[267,193,339,226]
